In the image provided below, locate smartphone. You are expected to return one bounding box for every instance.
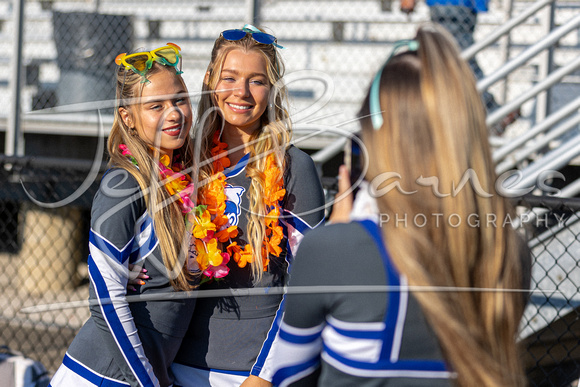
[346,133,363,197]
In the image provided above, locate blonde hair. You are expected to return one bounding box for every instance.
[108,61,195,291]
[359,24,527,386]
[196,28,291,282]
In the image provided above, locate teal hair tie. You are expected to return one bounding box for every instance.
[369,39,419,130]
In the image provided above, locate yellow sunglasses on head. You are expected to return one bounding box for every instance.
[115,43,182,76]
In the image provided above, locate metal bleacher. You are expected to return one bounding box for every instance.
[3,0,567,147]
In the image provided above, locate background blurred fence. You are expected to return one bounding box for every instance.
[0,155,100,373]
[1,0,579,155]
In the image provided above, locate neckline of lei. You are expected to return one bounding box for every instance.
[119,137,286,283]
[192,131,286,282]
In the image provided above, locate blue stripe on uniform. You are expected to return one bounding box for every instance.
[357,220,401,361]
[323,343,447,372]
[136,215,158,260]
[138,232,158,260]
[279,327,322,344]
[271,356,319,386]
[325,323,384,340]
[89,230,133,264]
[251,297,286,374]
[282,209,312,235]
[224,153,250,178]
[88,257,156,387]
[138,213,153,234]
[282,210,315,266]
[62,353,130,386]
[128,215,152,264]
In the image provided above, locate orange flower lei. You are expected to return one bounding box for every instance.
[192,131,286,280]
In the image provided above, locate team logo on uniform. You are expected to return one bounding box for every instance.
[224,184,245,226]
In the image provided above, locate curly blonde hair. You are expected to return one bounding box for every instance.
[195,27,291,282]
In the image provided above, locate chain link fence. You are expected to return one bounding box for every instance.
[0,155,101,373]
[518,195,580,386]
[2,157,580,385]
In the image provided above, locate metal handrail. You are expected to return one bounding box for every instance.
[461,0,554,61]
[311,51,580,168]
[526,210,580,250]
[310,136,348,165]
[555,176,580,200]
[486,54,580,127]
[495,113,580,174]
[507,181,580,241]
[505,133,580,191]
[310,1,580,168]
[477,12,580,93]
[6,0,24,157]
[493,96,580,162]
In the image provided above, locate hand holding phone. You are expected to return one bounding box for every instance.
[328,165,354,223]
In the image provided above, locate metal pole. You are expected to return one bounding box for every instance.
[501,0,514,104]
[6,0,25,156]
[544,1,556,116]
[535,3,551,124]
[246,0,260,26]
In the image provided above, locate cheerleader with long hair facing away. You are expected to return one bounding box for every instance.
[264,24,531,387]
